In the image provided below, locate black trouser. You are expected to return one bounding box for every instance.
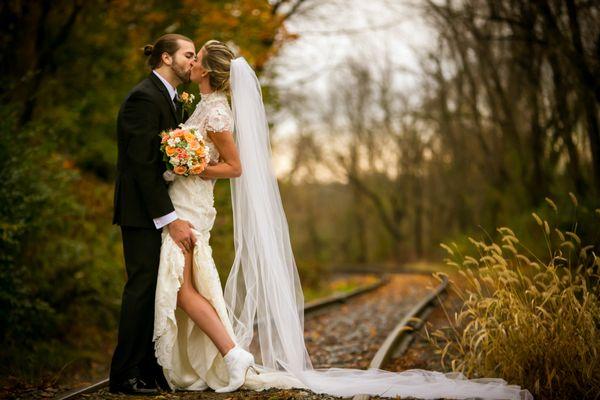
[110,226,163,384]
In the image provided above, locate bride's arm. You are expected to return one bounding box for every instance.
[199,130,242,179]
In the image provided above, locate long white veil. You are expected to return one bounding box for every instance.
[224,57,533,400]
[225,56,311,373]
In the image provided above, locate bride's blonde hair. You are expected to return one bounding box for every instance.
[201,40,235,92]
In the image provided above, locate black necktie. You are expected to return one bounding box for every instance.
[173,93,181,107]
[173,94,183,121]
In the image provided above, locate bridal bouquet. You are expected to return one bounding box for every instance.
[160,128,209,180]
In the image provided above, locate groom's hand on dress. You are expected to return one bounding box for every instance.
[167,219,197,252]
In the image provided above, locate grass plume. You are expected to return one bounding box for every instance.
[427,195,600,399]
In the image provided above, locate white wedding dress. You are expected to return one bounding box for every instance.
[153,91,305,391]
[153,58,532,400]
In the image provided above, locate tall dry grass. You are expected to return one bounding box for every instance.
[427,195,600,400]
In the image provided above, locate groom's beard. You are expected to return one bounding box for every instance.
[172,63,191,84]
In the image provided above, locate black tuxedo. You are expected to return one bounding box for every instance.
[113,72,182,228]
[110,72,183,386]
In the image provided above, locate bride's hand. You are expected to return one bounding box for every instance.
[199,165,212,180]
[200,159,220,180]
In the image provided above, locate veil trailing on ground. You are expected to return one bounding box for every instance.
[224,57,533,400]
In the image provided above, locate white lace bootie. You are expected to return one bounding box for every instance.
[216,345,257,393]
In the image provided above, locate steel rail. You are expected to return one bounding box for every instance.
[351,274,449,400]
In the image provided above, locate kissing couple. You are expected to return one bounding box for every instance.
[109,33,532,400]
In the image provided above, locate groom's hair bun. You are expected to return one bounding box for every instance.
[201,40,236,93]
[145,33,193,69]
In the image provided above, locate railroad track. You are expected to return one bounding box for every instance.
[56,271,447,400]
[352,273,449,400]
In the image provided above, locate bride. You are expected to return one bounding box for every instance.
[153,39,533,400]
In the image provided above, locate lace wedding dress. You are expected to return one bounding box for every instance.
[153,60,533,399]
[153,91,305,391]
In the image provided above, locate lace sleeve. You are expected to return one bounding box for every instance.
[205,107,233,133]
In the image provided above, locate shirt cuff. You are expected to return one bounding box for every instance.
[153,211,178,229]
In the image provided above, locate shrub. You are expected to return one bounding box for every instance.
[428,195,600,399]
[0,109,122,383]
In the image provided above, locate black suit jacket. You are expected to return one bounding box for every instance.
[113,73,182,228]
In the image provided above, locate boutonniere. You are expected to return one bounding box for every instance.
[180,91,195,119]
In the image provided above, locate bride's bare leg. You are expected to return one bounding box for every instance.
[176,249,235,356]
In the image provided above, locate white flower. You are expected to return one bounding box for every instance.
[170,157,179,166]
[187,160,193,167]
[174,138,181,143]
[167,139,175,147]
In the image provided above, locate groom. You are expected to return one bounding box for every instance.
[110,33,197,395]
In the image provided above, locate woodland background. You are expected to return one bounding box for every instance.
[0,0,598,386]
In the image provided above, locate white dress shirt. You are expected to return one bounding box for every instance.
[151,70,178,229]
[152,70,178,107]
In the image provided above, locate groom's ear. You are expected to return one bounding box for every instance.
[161,52,173,67]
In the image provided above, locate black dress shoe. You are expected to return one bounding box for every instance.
[109,376,158,395]
[154,372,171,392]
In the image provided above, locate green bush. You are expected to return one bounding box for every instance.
[0,109,123,382]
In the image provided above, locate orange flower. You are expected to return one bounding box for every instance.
[195,147,205,156]
[189,140,200,151]
[184,132,196,142]
[190,161,207,174]
[189,165,203,175]
[165,146,176,156]
[173,166,188,175]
